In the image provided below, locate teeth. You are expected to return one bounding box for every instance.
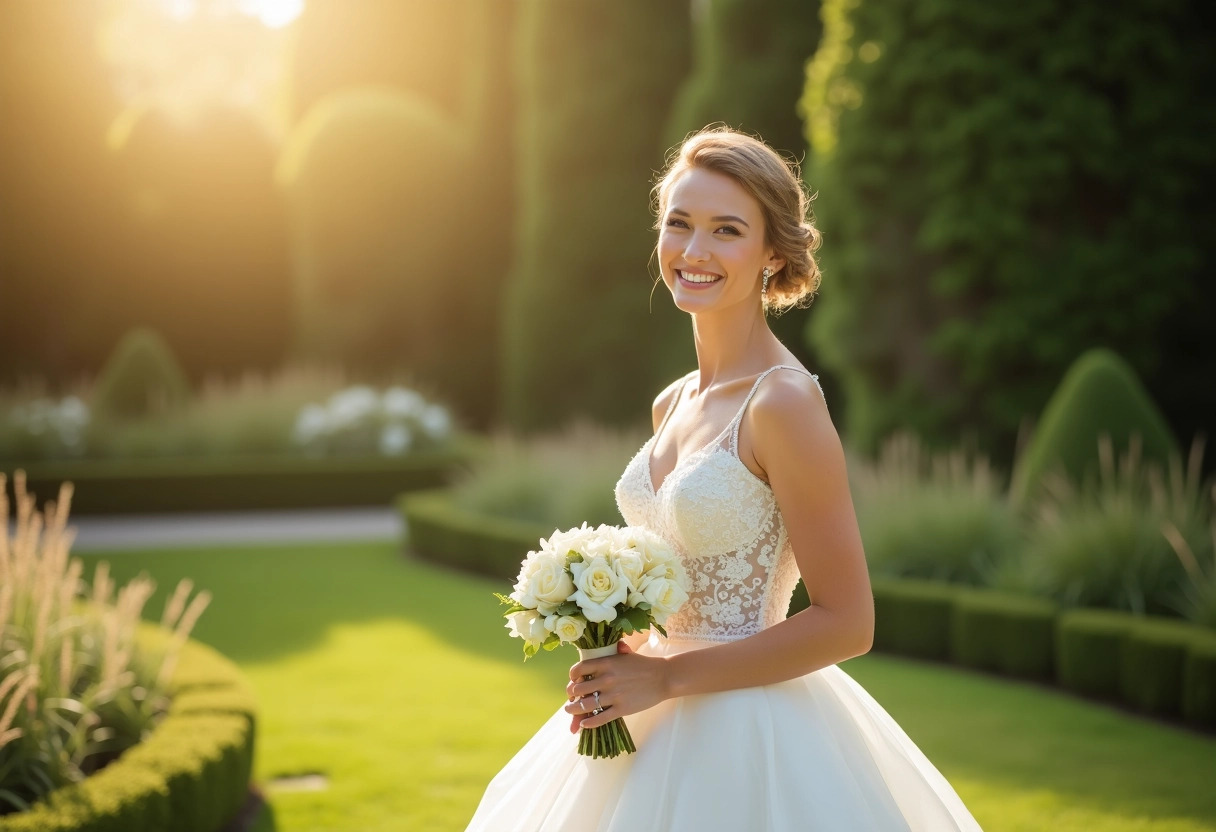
[680,270,722,284]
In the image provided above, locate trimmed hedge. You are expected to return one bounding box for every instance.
[401,488,549,582]
[951,589,1058,681]
[1056,608,1137,700]
[1120,616,1201,719]
[870,578,956,661]
[398,487,1216,732]
[0,623,256,832]
[9,439,481,515]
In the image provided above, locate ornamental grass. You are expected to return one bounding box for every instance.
[997,435,1213,621]
[847,431,1024,586]
[0,471,211,814]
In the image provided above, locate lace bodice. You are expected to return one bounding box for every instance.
[614,365,825,643]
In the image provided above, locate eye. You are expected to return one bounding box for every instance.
[666,218,739,235]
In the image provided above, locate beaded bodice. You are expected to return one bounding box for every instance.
[614,365,825,643]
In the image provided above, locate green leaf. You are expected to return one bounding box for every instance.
[556,601,581,616]
[653,623,668,638]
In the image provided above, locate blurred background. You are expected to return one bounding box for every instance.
[2,2,1216,829]
[1,0,1212,466]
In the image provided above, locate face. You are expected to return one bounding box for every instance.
[657,167,784,316]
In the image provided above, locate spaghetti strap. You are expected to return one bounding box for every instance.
[656,371,696,439]
[728,365,823,456]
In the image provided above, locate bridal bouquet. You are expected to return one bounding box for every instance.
[495,522,690,758]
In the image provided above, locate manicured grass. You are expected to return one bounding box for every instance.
[77,542,1216,832]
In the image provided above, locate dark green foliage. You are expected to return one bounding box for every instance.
[662,0,823,374]
[801,0,1216,463]
[502,0,693,431]
[1055,608,1136,700]
[1182,633,1216,728]
[90,328,191,422]
[1011,348,1179,506]
[1119,616,1196,718]
[950,589,1057,680]
[279,89,491,421]
[401,489,549,582]
[871,578,958,660]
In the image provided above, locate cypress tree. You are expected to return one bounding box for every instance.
[503,0,693,431]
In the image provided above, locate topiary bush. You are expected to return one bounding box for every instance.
[1055,608,1136,700]
[1011,348,1179,507]
[800,0,1216,463]
[502,0,693,432]
[1120,616,1198,718]
[950,588,1058,680]
[869,577,958,660]
[277,88,489,424]
[90,328,191,422]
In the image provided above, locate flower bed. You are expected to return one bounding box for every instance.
[0,626,257,832]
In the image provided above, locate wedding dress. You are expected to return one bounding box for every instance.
[466,365,984,831]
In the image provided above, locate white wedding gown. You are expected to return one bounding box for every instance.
[467,365,984,831]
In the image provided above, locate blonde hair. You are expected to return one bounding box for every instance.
[651,125,822,315]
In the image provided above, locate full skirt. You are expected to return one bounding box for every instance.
[466,632,983,831]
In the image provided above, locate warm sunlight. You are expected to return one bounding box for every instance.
[100,0,303,141]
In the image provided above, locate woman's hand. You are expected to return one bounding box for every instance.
[565,640,670,733]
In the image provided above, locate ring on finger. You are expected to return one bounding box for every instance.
[594,691,602,711]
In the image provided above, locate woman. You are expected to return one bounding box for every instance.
[467,127,984,831]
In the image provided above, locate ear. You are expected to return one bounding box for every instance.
[767,254,787,274]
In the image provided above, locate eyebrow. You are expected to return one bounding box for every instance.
[669,208,750,229]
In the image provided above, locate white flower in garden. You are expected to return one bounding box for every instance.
[382,386,425,419]
[545,614,587,644]
[571,556,628,623]
[514,550,575,615]
[640,576,689,625]
[57,396,89,427]
[419,404,451,439]
[292,403,329,445]
[378,423,413,456]
[327,386,379,429]
[505,609,549,645]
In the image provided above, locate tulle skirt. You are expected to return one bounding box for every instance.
[466,632,984,831]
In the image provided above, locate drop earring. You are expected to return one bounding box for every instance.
[761,267,772,297]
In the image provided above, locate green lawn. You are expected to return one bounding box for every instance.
[77,541,1216,832]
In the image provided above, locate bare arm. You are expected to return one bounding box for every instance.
[567,372,874,725]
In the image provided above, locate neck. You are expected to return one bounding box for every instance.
[688,300,786,395]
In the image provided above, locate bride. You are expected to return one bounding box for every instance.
[466,126,984,831]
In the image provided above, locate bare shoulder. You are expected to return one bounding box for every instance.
[745,368,840,478]
[651,372,692,433]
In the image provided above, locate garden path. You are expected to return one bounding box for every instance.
[67,507,403,551]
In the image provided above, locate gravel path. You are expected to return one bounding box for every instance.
[66,507,404,552]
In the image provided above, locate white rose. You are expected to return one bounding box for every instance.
[570,555,628,623]
[505,609,549,644]
[543,523,598,563]
[544,614,587,644]
[641,577,690,625]
[613,550,648,605]
[517,554,575,615]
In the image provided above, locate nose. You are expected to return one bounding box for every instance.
[683,228,712,263]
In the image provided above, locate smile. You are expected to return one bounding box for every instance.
[677,269,723,287]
